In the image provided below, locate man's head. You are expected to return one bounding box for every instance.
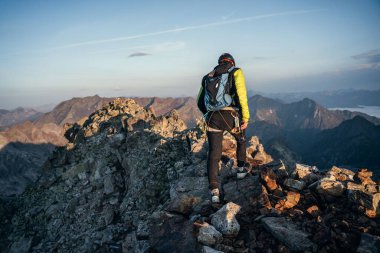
[218,53,235,66]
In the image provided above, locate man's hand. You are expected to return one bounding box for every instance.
[241,121,248,130]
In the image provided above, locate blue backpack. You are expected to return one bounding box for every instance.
[204,66,236,111]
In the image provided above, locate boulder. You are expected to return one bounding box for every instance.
[223,175,267,212]
[167,176,209,215]
[316,178,345,197]
[261,217,316,252]
[293,163,319,185]
[284,178,306,191]
[275,191,300,211]
[211,202,241,236]
[197,223,223,246]
[327,166,355,181]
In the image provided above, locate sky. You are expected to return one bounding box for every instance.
[0,0,380,109]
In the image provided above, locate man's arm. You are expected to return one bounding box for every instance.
[233,69,250,127]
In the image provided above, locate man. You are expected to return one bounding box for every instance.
[197,53,250,203]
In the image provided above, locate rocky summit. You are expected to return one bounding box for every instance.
[1,98,380,253]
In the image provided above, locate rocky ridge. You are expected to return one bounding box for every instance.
[2,98,380,253]
[0,96,201,198]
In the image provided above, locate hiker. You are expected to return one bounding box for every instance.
[197,53,250,203]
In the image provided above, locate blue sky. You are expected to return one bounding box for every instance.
[0,0,379,109]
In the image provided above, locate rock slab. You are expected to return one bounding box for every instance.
[261,217,315,252]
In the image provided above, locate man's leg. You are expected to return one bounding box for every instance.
[231,130,248,179]
[231,130,247,167]
[207,130,223,190]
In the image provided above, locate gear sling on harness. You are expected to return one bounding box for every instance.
[206,109,242,134]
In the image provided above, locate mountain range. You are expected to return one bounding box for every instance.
[248,95,380,130]
[247,95,380,172]
[1,94,380,197]
[261,89,380,108]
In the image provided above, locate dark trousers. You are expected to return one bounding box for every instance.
[206,110,247,189]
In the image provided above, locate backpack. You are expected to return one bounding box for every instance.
[204,66,236,111]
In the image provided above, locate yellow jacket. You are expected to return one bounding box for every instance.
[197,68,250,122]
[232,69,250,122]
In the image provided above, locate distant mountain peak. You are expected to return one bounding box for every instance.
[298,97,319,108]
[339,115,375,129]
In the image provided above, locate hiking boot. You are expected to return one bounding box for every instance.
[237,167,248,179]
[211,188,220,203]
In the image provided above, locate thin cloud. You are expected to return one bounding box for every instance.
[88,41,185,55]
[352,49,380,69]
[128,52,151,58]
[52,9,326,50]
[352,49,380,63]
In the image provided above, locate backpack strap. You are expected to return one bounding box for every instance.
[227,67,239,93]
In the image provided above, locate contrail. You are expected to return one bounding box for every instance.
[53,9,325,50]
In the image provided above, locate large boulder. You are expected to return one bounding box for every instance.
[211,202,241,236]
[261,217,316,252]
[167,176,209,215]
[316,177,345,197]
[223,175,268,212]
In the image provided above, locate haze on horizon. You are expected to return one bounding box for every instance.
[0,0,379,109]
